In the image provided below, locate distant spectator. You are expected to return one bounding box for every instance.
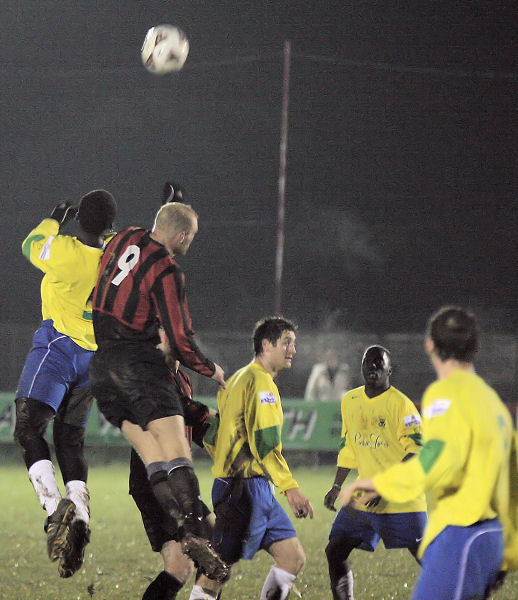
[304,348,351,402]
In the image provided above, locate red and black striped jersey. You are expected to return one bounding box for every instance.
[92,227,215,378]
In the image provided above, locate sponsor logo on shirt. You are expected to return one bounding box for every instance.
[404,414,421,427]
[353,432,389,449]
[423,398,452,419]
[259,391,277,405]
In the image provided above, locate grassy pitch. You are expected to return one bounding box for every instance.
[0,461,515,599]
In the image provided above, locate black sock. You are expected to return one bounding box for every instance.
[142,570,183,600]
[167,466,207,538]
[149,470,182,532]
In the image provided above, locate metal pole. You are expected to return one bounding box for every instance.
[274,40,291,316]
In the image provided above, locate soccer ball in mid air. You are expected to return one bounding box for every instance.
[141,24,189,75]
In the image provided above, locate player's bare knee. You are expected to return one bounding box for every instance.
[272,538,306,575]
[293,544,306,573]
[162,540,194,583]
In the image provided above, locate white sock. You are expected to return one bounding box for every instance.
[28,459,62,516]
[188,584,218,600]
[260,566,296,600]
[65,480,90,524]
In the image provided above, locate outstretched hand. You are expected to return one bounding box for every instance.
[339,478,379,508]
[324,486,340,511]
[286,488,314,519]
[211,363,226,390]
[50,201,77,227]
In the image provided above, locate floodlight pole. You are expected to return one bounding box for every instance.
[274,40,291,316]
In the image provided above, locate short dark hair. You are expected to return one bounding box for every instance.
[363,345,391,362]
[253,316,297,356]
[427,306,480,362]
[78,190,116,234]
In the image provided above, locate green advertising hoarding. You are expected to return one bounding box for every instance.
[0,393,342,452]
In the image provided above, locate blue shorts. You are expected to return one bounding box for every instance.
[211,477,296,562]
[15,320,93,414]
[329,505,427,554]
[413,519,503,600]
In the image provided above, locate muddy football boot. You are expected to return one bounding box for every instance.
[44,498,76,561]
[58,519,91,578]
[180,531,230,582]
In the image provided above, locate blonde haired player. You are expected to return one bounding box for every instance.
[90,201,227,582]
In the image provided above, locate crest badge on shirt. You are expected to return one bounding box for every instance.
[259,391,277,405]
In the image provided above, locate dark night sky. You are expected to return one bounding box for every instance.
[1,1,517,334]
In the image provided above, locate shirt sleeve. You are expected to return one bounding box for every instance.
[373,391,470,504]
[396,396,423,455]
[151,266,215,378]
[202,412,219,460]
[503,431,518,570]
[246,378,298,492]
[21,218,73,277]
[337,393,358,469]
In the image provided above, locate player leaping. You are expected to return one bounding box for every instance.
[14,190,117,577]
[89,201,228,582]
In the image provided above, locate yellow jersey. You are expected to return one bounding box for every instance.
[338,385,426,514]
[22,218,106,350]
[373,370,514,560]
[204,361,298,493]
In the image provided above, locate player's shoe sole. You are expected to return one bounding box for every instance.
[44,498,76,562]
[180,532,230,582]
[58,519,91,578]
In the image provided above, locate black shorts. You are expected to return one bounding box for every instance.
[129,448,211,551]
[55,385,94,429]
[90,342,183,429]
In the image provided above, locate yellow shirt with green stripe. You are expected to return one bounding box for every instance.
[373,370,515,561]
[22,218,106,351]
[338,385,426,514]
[204,361,298,492]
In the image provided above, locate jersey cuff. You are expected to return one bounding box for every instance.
[280,480,299,493]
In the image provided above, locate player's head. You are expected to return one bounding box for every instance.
[253,316,297,371]
[162,181,187,205]
[77,190,116,235]
[426,306,480,363]
[152,202,198,256]
[361,345,392,387]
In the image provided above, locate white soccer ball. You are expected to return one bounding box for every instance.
[141,24,189,75]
